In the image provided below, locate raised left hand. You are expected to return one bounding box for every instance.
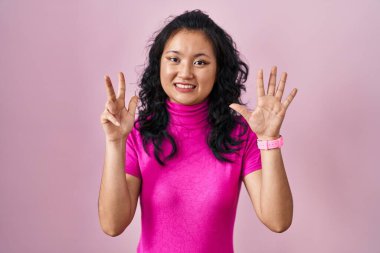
[229,66,298,140]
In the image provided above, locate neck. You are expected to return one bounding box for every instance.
[165,98,209,129]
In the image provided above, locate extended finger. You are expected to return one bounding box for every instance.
[105,100,117,115]
[118,72,126,100]
[229,103,251,122]
[267,66,277,96]
[257,69,265,97]
[127,95,139,117]
[104,75,117,101]
[283,88,298,110]
[275,72,287,101]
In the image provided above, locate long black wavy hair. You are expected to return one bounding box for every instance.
[135,9,249,166]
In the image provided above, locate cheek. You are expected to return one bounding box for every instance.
[200,69,217,86]
[160,63,176,82]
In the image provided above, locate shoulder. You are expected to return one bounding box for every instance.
[126,116,142,144]
[231,115,259,141]
[231,115,250,134]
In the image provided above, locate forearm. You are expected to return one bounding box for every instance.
[260,148,293,232]
[98,139,132,236]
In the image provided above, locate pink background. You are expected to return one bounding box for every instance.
[1,0,379,252]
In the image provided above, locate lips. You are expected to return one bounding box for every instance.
[174,82,196,89]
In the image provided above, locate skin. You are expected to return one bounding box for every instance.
[98,30,298,236]
[230,66,298,232]
[98,73,140,236]
[160,29,217,105]
[160,29,298,232]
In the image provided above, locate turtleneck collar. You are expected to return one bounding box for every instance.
[165,98,209,129]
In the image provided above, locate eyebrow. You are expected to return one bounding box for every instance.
[164,50,211,58]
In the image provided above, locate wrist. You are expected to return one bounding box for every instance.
[257,135,281,141]
[106,136,127,146]
[257,135,283,150]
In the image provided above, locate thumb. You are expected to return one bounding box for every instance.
[127,96,139,117]
[229,103,251,121]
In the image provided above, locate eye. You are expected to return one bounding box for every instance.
[167,57,179,63]
[194,60,207,66]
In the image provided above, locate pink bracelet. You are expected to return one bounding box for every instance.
[257,135,284,150]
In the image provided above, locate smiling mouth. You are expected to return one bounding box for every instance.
[174,83,196,89]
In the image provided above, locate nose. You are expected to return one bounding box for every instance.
[177,61,194,79]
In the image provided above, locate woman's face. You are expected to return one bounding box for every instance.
[160,29,217,105]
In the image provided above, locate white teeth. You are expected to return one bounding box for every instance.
[175,83,195,89]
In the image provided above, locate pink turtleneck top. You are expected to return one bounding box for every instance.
[125,98,262,253]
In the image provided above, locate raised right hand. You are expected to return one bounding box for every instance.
[100,72,139,142]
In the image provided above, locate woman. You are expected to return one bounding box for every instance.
[98,9,297,252]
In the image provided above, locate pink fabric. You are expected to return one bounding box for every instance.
[125,98,262,253]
